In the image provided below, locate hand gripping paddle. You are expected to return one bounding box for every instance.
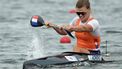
[30,15,75,38]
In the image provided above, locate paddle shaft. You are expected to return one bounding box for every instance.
[31,15,74,38]
[45,23,75,38]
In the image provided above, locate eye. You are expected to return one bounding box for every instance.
[76,12,86,18]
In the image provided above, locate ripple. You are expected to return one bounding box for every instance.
[0,16,17,23]
[10,4,23,10]
[105,30,122,34]
[1,59,18,64]
[17,58,26,61]
[0,54,5,56]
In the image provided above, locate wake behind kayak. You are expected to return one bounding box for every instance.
[23,52,107,69]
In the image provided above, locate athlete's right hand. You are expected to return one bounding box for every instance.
[45,22,52,28]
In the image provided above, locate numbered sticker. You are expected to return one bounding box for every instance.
[65,56,78,61]
[88,55,102,61]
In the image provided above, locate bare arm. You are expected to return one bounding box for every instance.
[72,24,93,32]
[46,23,68,35]
[53,27,67,35]
[63,24,93,32]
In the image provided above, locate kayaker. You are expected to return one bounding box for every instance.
[46,0,101,55]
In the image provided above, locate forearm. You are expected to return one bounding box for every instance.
[46,23,67,35]
[53,27,67,35]
[70,25,93,32]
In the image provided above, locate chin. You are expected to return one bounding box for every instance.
[81,19,87,23]
[80,18,85,22]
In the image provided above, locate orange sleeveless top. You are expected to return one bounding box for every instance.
[75,18,100,50]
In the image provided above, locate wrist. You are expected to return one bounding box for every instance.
[45,23,49,26]
[45,22,51,27]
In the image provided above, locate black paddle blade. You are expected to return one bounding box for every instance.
[30,15,45,27]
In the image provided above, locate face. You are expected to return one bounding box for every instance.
[76,6,90,23]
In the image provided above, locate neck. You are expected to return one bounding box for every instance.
[82,20,87,23]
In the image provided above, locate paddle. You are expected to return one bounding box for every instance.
[30,15,75,38]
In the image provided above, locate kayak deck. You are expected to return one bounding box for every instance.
[23,52,112,69]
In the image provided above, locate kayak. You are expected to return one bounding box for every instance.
[25,15,113,69]
[23,52,112,69]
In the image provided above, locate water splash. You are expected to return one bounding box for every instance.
[27,28,45,59]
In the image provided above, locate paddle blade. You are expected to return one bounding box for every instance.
[30,15,45,27]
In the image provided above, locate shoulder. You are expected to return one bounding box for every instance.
[88,18,99,25]
[70,16,79,25]
[87,18,100,31]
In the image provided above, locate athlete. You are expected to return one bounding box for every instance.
[46,0,101,55]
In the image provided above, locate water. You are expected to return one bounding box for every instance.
[0,0,122,69]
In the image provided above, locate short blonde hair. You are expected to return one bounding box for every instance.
[76,0,90,9]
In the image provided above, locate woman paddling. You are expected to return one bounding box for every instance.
[45,0,101,55]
